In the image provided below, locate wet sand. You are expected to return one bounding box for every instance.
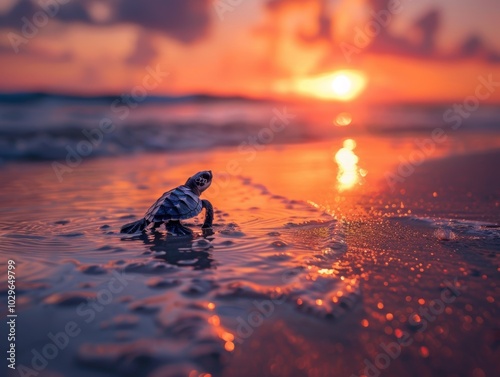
[0,134,499,377]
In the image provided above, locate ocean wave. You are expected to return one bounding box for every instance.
[0,121,310,161]
[0,95,315,161]
[2,94,500,162]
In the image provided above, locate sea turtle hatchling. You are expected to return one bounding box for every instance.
[120,171,214,235]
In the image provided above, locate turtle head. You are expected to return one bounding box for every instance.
[186,170,212,194]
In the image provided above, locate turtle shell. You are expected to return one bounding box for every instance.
[144,185,202,222]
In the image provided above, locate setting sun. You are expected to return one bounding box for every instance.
[290,70,367,101]
[332,74,352,96]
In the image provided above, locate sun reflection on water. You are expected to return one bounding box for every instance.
[334,139,365,190]
[334,112,352,127]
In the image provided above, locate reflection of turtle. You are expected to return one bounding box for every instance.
[120,171,214,235]
[149,233,215,270]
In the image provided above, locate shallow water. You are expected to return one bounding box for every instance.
[1,138,499,377]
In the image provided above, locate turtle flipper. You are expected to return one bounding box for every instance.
[201,199,214,229]
[151,222,163,231]
[120,218,149,234]
[166,221,193,236]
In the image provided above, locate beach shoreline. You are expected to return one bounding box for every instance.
[1,134,499,377]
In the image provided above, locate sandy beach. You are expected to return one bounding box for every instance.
[1,128,499,377]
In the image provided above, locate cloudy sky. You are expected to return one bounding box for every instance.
[1,0,500,102]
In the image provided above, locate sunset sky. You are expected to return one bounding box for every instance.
[1,0,500,103]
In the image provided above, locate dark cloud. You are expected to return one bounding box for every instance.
[0,0,91,27]
[365,5,500,63]
[414,9,440,54]
[460,35,484,58]
[456,35,500,62]
[298,1,333,44]
[0,0,212,44]
[457,35,500,63]
[265,0,500,63]
[266,0,333,44]
[366,8,441,58]
[116,0,212,43]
